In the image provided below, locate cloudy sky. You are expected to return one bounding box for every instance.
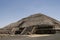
[0,0,60,28]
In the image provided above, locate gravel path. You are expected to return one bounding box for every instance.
[0,34,60,40]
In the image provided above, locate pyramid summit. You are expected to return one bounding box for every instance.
[0,13,60,35]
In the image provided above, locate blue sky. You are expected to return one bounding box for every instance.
[0,0,60,28]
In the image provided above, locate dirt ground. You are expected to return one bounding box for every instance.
[0,33,60,40]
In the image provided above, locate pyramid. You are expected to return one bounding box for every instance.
[0,13,60,35]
